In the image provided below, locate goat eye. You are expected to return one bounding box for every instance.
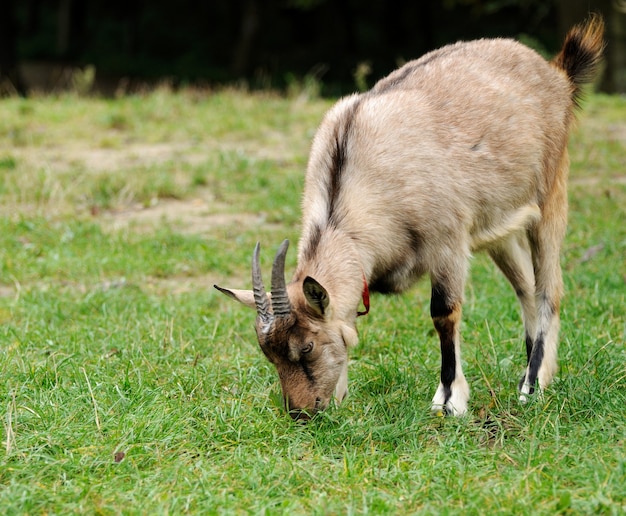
[302,342,314,354]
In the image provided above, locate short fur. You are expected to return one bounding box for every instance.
[216,16,604,419]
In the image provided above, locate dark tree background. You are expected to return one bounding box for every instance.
[1,0,625,95]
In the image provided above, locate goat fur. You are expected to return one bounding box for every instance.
[216,16,605,418]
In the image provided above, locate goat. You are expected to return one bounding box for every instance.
[215,16,604,419]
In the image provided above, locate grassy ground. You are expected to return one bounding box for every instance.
[0,87,625,515]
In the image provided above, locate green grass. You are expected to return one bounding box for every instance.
[1,88,625,514]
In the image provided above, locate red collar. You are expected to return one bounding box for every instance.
[357,274,370,317]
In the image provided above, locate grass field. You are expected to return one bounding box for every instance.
[0,86,625,514]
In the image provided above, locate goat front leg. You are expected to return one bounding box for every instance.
[430,276,470,416]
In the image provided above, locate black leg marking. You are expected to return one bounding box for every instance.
[518,332,534,392]
[430,284,453,319]
[525,333,533,364]
[526,333,544,392]
[519,333,544,395]
[434,317,456,404]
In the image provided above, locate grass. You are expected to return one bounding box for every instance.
[0,87,625,514]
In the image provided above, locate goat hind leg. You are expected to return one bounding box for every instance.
[520,238,563,401]
[488,234,538,390]
[521,159,568,400]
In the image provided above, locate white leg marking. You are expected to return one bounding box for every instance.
[519,376,532,403]
[431,375,470,416]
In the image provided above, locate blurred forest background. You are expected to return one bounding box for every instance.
[1,0,625,97]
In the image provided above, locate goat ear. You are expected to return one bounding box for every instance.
[303,276,330,316]
[214,285,263,310]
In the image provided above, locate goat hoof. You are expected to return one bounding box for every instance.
[431,405,446,418]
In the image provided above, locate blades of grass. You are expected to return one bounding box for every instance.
[81,366,101,433]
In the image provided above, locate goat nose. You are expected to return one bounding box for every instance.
[288,408,311,421]
[285,397,320,421]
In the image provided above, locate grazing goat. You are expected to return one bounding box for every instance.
[215,16,604,419]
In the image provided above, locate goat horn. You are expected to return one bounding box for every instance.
[252,242,272,327]
[271,239,292,317]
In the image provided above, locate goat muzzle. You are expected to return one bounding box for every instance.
[286,397,322,421]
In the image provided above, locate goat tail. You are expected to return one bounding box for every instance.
[552,14,605,107]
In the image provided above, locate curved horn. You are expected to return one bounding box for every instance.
[252,242,272,327]
[271,239,292,317]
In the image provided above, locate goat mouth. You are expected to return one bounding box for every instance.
[289,410,312,422]
[287,397,324,422]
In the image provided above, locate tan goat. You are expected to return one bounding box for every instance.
[216,16,605,419]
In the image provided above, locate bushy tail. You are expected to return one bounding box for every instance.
[552,14,605,107]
